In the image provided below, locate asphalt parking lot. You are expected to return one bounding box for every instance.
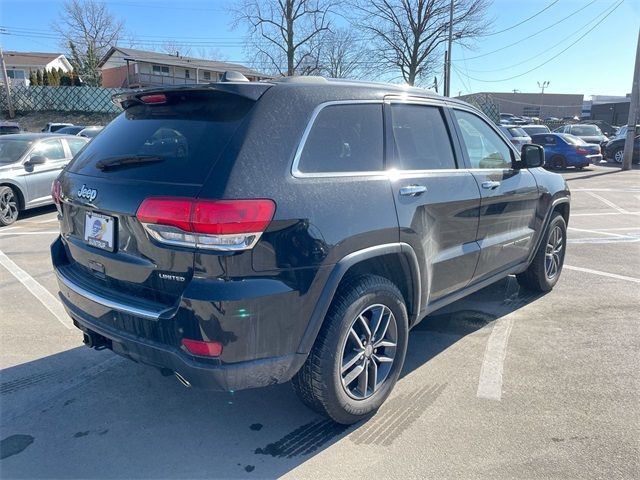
[1,164,639,479]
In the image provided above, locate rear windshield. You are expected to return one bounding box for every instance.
[523,126,549,135]
[561,134,586,145]
[571,125,601,136]
[66,90,254,184]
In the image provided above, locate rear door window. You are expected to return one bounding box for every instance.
[66,138,88,156]
[297,103,383,174]
[67,90,255,184]
[32,139,66,160]
[390,104,457,170]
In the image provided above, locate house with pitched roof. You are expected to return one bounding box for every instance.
[98,46,271,88]
[1,51,73,86]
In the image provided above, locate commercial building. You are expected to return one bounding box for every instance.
[457,92,584,119]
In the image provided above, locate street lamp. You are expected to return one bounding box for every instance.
[538,81,550,118]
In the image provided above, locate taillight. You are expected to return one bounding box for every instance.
[136,197,276,251]
[181,338,223,357]
[576,147,588,155]
[51,179,62,214]
[139,93,166,104]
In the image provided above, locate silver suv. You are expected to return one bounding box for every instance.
[0,133,88,226]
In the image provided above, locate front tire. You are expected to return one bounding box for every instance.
[0,186,19,226]
[613,147,624,164]
[517,212,567,292]
[292,275,409,424]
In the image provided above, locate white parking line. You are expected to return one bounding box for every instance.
[477,316,514,401]
[0,249,73,329]
[572,211,640,217]
[564,265,640,284]
[568,227,633,238]
[586,191,628,214]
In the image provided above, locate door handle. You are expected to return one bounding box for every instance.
[481,181,501,190]
[399,185,427,196]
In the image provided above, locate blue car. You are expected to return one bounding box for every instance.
[531,133,602,170]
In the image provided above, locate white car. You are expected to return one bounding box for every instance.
[41,122,73,133]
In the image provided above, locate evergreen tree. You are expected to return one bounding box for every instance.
[60,70,71,86]
[28,70,37,86]
[49,69,59,86]
[42,69,50,86]
[36,70,43,85]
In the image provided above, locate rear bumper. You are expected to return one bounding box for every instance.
[51,236,313,391]
[67,310,305,391]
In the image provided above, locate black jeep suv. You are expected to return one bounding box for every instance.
[51,75,570,424]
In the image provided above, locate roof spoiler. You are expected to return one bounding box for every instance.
[112,80,272,109]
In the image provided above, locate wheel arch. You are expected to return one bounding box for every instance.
[296,243,421,355]
[0,181,25,210]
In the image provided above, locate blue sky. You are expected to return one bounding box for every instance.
[0,0,638,96]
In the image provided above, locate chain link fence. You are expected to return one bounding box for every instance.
[1,86,125,114]
[461,93,501,125]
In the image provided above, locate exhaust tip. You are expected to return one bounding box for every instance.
[174,372,191,388]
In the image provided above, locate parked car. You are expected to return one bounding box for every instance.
[0,133,89,225]
[555,124,608,149]
[604,134,640,164]
[50,75,570,424]
[499,113,526,125]
[499,125,532,148]
[78,126,104,138]
[531,133,602,169]
[56,125,87,135]
[521,124,551,137]
[41,122,73,133]
[581,119,617,137]
[0,121,21,135]
[612,124,640,140]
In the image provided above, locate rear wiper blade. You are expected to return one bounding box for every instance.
[95,155,164,170]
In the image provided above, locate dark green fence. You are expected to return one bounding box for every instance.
[1,86,125,113]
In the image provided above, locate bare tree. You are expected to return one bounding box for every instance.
[231,0,334,76]
[352,0,491,86]
[318,28,365,78]
[158,41,192,58]
[53,0,125,86]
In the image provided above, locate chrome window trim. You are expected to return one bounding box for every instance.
[291,100,385,178]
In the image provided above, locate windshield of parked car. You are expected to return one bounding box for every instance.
[571,125,601,136]
[561,134,587,145]
[508,127,528,137]
[0,138,32,164]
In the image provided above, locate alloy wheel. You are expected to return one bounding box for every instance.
[614,149,624,163]
[0,189,18,224]
[340,304,397,400]
[545,225,564,279]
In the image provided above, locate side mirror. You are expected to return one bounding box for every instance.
[25,155,48,167]
[518,144,544,169]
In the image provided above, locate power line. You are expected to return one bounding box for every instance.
[461,1,620,74]
[456,0,598,62]
[455,0,624,83]
[479,0,560,37]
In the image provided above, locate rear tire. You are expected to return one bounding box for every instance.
[517,212,566,292]
[0,186,19,226]
[292,275,409,424]
[550,155,566,170]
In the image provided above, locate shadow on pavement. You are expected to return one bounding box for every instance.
[0,277,542,478]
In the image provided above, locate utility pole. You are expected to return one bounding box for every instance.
[444,0,454,97]
[622,29,639,171]
[0,46,15,119]
[538,80,549,119]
